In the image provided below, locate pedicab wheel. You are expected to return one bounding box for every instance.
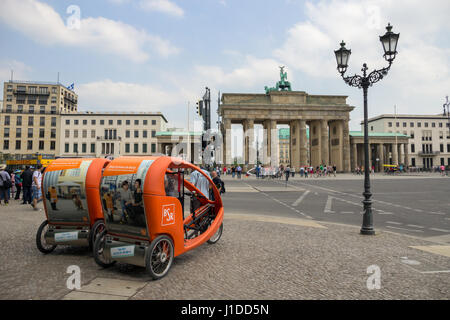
[36,220,57,254]
[88,220,106,251]
[145,235,174,280]
[93,229,116,268]
[207,222,223,244]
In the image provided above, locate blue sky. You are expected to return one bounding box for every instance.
[1,0,449,141]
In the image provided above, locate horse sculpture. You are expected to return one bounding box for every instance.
[265,66,292,94]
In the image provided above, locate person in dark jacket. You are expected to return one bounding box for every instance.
[21,166,33,204]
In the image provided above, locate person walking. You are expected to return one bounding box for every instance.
[0,164,12,205]
[14,170,23,200]
[332,164,337,177]
[21,166,33,204]
[31,165,43,210]
[284,165,291,185]
[231,166,236,178]
[291,166,295,178]
[236,165,242,179]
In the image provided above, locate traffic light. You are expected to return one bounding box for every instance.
[196,100,203,116]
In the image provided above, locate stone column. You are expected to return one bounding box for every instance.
[403,143,408,166]
[290,120,300,168]
[270,120,278,166]
[378,143,384,172]
[398,143,403,165]
[263,120,273,165]
[351,142,357,172]
[392,143,398,165]
[299,120,307,167]
[321,119,329,165]
[243,119,255,166]
[342,119,351,172]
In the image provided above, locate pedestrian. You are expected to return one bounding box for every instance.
[0,164,12,205]
[31,164,44,211]
[284,165,290,184]
[236,165,242,179]
[333,164,337,177]
[256,165,261,179]
[291,166,295,178]
[21,166,33,204]
[14,169,23,200]
[231,166,236,178]
[210,171,225,200]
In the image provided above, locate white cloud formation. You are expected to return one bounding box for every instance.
[139,0,184,17]
[0,0,179,62]
[0,60,32,84]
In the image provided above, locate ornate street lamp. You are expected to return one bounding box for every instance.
[334,23,400,235]
[443,96,450,138]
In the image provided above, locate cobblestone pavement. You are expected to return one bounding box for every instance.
[0,200,449,300]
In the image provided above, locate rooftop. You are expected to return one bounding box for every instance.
[350,131,410,138]
[365,114,447,123]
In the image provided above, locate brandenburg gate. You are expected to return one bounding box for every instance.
[219,68,355,172]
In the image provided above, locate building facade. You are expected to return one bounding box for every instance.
[278,128,290,166]
[0,81,78,159]
[365,114,450,169]
[59,112,167,158]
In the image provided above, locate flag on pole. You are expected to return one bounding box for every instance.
[67,83,74,91]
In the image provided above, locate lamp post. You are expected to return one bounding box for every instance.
[334,23,400,235]
[443,96,450,139]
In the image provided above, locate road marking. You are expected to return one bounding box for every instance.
[420,270,450,274]
[340,211,354,214]
[386,226,424,233]
[292,190,310,207]
[406,224,425,229]
[429,228,450,233]
[429,212,445,215]
[377,211,393,215]
[324,195,335,213]
[413,209,423,212]
[410,245,450,258]
[386,221,402,225]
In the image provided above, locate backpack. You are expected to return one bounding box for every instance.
[0,173,12,189]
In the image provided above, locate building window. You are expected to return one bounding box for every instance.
[66,119,70,125]
[388,122,392,127]
[3,140,9,150]
[40,106,45,114]
[152,120,156,125]
[82,143,87,153]
[134,130,139,138]
[143,130,148,138]
[40,117,45,126]
[125,130,130,138]
[440,144,444,152]
[28,116,34,126]
[370,126,373,131]
[40,129,45,138]
[4,116,10,126]
[134,120,139,125]
[65,143,69,153]
[403,122,406,127]
[396,122,399,127]
[91,130,96,138]
[143,143,147,153]
[100,120,104,125]
[126,120,130,125]
[418,122,421,127]
[411,144,415,153]
[91,119,96,125]
[447,144,450,152]
[51,117,56,126]
[411,158,415,166]
[439,123,443,128]
[16,116,22,126]
[81,119,87,125]
[424,122,428,127]
[51,129,56,139]
[74,130,78,138]
[134,143,139,153]
[410,132,414,139]
[28,128,33,138]
[29,106,34,114]
[143,120,148,125]
[15,140,21,150]
[4,128,9,138]
[91,143,95,153]
[16,128,21,138]
[27,140,33,150]
[51,106,56,114]
[82,130,87,138]
[65,130,70,138]
[39,141,44,150]
[151,143,156,153]
[109,120,113,125]
[151,130,156,138]
[125,143,130,153]
[50,141,55,150]
[17,105,23,113]
[73,143,78,153]
[74,119,79,125]
[118,120,122,125]
[432,122,436,128]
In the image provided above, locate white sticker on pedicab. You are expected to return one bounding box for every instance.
[162,204,175,226]
[111,245,135,258]
[55,231,78,242]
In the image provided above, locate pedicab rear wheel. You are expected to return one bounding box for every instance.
[36,220,57,254]
[145,235,174,280]
[89,219,106,251]
[207,222,223,244]
[93,229,116,268]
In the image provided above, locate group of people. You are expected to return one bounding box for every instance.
[0,164,45,210]
[220,166,243,179]
[254,164,337,179]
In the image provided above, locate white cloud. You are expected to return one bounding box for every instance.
[0,60,32,84]
[0,0,179,62]
[139,0,184,17]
